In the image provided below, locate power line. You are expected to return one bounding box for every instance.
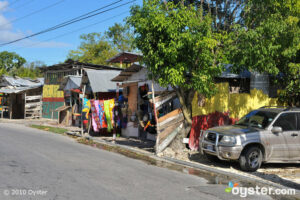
[12,0,35,10]
[1,0,65,27]
[9,10,130,51]
[0,0,136,47]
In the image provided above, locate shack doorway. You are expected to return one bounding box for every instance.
[12,93,25,119]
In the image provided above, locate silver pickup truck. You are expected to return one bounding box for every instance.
[200,107,300,171]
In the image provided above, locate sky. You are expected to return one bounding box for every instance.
[0,0,142,66]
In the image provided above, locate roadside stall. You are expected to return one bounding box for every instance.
[111,65,181,145]
[81,68,123,135]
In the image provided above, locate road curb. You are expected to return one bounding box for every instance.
[89,136,299,194]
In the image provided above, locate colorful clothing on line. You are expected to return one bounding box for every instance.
[82,97,91,119]
[104,99,114,132]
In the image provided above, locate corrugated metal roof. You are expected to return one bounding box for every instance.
[0,86,39,94]
[1,76,44,87]
[0,76,44,94]
[41,59,122,72]
[106,52,143,63]
[59,75,82,91]
[84,70,121,93]
[111,64,143,82]
[66,76,81,90]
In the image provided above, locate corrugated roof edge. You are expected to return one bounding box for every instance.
[106,51,143,63]
[40,59,123,72]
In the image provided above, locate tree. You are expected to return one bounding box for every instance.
[106,23,135,52]
[67,33,118,65]
[15,61,44,78]
[68,23,135,66]
[167,0,245,31]
[229,0,300,106]
[0,51,26,75]
[129,0,226,145]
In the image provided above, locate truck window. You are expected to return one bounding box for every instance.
[273,113,297,131]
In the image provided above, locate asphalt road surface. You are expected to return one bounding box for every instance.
[0,123,274,200]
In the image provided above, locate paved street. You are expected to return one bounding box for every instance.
[0,123,273,200]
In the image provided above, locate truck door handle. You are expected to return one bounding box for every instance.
[291,133,298,137]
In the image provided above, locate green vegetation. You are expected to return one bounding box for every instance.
[129,0,227,126]
[229,0,300,106]
[0,51,26,75]
[30,125,68,134]
[0,51,44,78]
[67,23,135,66]
[126,0,299,149]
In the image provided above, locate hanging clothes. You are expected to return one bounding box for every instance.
[82,97,91,120]
[91,100,101,132]
[104,99,114,132]
[98,100,107,128]
[90,100,108,132]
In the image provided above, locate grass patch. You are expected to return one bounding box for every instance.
[30,124,68,134]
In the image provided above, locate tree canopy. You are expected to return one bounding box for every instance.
[67,33,118,65]
[68,23,135,66]
[129,0,227,125]
[0,51,26,75]
[229,0,300,106]
[0,51,43,78]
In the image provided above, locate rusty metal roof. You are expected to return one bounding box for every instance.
[111,64,143,82]
[40,59,121,72]
[106,52,142,63]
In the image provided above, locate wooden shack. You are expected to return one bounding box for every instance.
[41,59,121,120]
[0,76,44,119]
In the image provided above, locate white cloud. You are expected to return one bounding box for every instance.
[0,29,23,41]
[0,1,70,48]
[0,15,12,30]
[0,1,8,12]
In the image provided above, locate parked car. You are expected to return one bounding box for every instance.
[200,107,300,172]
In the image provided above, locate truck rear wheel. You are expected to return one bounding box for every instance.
[239,146,262,172]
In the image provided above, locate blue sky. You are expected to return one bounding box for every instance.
[0,0,142,65]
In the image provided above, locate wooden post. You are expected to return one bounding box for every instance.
[152,80,160,154]
[112,83,120,143]
[24,92,26,119]
[81,85,86,136]
[40,96,42,119]
[9,94,12,119]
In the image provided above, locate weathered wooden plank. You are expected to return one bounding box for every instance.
[25,116,40,119]
[26,106,41,111]
[154,92,176,109]
[158,108,182,123]
[25,110,41,113]
[25,102,42,108]
[158,113,184,132]
[25,95,42,101]
[156,122,183,153]
[158,120,183,144]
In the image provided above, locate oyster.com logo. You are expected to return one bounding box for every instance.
[225,182,238,193]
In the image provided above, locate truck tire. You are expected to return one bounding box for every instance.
[239,146,262,172]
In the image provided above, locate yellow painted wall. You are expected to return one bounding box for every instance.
[192,82,279,119]
[42,85,64,98]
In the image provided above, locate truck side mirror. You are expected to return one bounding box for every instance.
[271,126,282,133]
